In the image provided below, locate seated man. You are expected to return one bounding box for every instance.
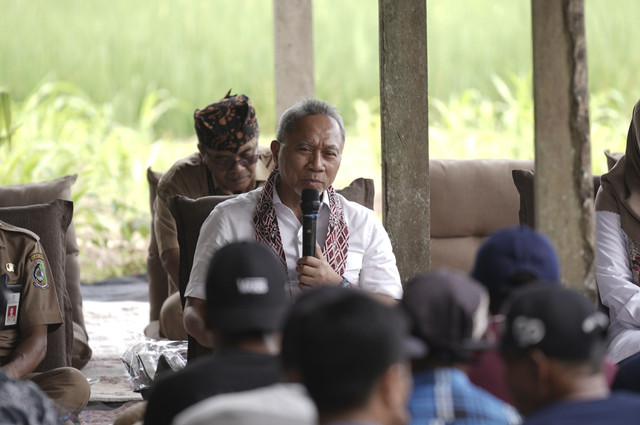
[0,280,60,425]
[296,287,419,425]
[0,220,90,417]
[144,241,289,425]
[469,225,618,401]
[468,224,561,403]
[500,284,640,424]
[172,280,327,425]
[152,91,273,340]
[184,98,402,347]
[400,269,521,425]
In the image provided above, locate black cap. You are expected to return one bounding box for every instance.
[401,268,492,362]
[206,241,288,333]
[500,284,609,361]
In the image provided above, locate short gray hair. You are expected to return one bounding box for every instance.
[276,98,345,144]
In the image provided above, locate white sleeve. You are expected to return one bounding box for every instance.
[359,210,403,300]
[595,210,640,329]
[184,207,232,300]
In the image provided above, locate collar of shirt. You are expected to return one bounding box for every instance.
[272,188,331,298]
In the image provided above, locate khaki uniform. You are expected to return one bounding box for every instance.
[0,220,90,414]
[153,147,274,339]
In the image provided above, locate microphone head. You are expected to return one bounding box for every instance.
[300,188,321,214]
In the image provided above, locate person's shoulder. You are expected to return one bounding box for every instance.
[158,152,203,184]
[150,356,214,395]
[0,220,39,242]
[214,188,263,211]
[335,192,375,216]
[524,393,640,425]
[606,391,640,408]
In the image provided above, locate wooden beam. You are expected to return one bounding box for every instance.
[532,0,595,296]
[379,0,429,283]
[273,0,314,121]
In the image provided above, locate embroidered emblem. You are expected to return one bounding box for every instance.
[29,253,44,262]
[627,238,640,286]
[237,277,269,294]
[33,263,49,289]
[5,263,14,273]
[512,316,545,348]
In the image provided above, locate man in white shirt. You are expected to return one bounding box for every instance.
[183,98,402,347]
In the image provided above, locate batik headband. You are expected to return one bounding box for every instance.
[194,90,259,152]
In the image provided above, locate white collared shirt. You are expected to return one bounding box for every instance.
[185,187,402,300]
[595,209,640,362]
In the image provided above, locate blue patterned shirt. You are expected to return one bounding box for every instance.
[408,368,521,425]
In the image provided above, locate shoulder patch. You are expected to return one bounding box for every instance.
[29,253,45,262]
[33,263,49,289]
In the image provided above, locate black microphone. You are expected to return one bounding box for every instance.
[300,188,321,257]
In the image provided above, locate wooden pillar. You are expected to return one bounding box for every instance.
[379,0,430,283]
[273,0,314,121]
[532,0,595,296]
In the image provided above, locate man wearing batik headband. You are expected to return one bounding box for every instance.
[183,98,402,348]
[153,92,273,340]
[0,220,90,416]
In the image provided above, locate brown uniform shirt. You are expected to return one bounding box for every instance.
[0,220,62,360]
[153,146,274,256]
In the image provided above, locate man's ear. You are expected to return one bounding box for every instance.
[379,363,411,425]
[529,349,553,402]
[270,140,281,167]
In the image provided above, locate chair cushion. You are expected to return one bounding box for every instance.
[0,176,83,322]
[336,177,375,210]
[0,199,74,370]
[167,194,236,304]
[512,168,601,228]
[430,159,533,238]
[0,175,90,368]
[605,149,624,171]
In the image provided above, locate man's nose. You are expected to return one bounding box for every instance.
[309,150,325,171]
[230,157,245,171]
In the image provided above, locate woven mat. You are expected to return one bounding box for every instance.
[82,300,148,403]
[77,400,145,425]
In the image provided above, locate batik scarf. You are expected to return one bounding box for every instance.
[253,168,349,275]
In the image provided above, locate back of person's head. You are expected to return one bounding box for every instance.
[276,98,345,144]
[401,268,491,366]
[471,225,561,314]
[205,241,288,337]
[501,282,609,369]
[279,287,346,380]
[295,287,420,421]
[500,283,609,415]
[194,91,259,151]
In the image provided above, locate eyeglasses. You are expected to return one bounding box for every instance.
[208,153,259,171]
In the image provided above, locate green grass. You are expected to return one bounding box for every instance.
[2,0,640,136]
[0,0,638,281]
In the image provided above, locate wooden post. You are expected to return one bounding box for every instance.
[379,0,430,283]
[532,0,595,296]
[273,0,314,122]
